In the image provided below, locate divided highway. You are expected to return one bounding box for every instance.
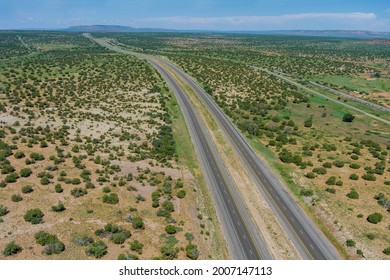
[86,34,341,260]
[85,34,273,259]
[151,57,341,260]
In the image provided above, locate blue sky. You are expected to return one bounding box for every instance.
[0,0,389,31]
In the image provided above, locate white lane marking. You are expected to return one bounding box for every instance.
[243,234,246,240]
[299,230,304,235]
[310,244,314,249]
[249,250,254,255]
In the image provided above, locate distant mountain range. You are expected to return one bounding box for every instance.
[64,25,176,33]
[49,25,390,38]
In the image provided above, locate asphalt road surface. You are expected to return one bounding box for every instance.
[86,34,340,260]
[85,34,274,259]
[151,57,341,260]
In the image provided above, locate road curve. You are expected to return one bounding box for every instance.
[85,34,273,260]
[152,56,341,260]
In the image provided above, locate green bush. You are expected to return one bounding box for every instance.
[177,190,186,199]
[362,173,376,181]
[333,160,345,168]
[52,202,66,212]
[0,205,9,216]
[19,168,32,177]
[367,213,383,224]
[85,241,108,258]
[102,193,118,204]
[34,231,65,255]
[21,185,33,194]
[132,216,145,229]
[30,152,44,161]
[306,172,315,179]
[343,113,355,122]
[186,243,199,260]
[14,151,25,159]
[300,189,313,197]
[165,225,177,234]
[24,208,44,224]
[11,194,22,202]
[130,240,143,254]
[325,188,336,194]
[40,176,50,185]
[313,167,326,175]
[1,164,15,174]
[347,189,359,199]
[383,247,390,256]
[71,187,87,198]
[55,184,63,193]
[349,173,359,180]
[5,172,19,183]
[3,241,22,256]
[325,176,336,185]
[349,163,360,169]
[346,239,356,247]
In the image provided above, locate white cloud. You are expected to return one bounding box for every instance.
[140,12,383,30]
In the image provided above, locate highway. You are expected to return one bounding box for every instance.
[86,33,341,259]
[151,57,341,260]
[85,34,273,259]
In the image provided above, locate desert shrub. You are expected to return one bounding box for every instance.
[11,194,22,202]
[85,241,108,258]
[366,233,376,240]
[132,216,145,229]
[346,239,356,247]
[186,243,199,260]
[118,253,139,260]
[313,167,326,175]
[102,193,119,204]
[14,151,25,159]
[383,247,390,256]
[185,232,194,241]
[73,235,94,246]
[102,186,111,193]
[5,172,19,183]
[111,230,132,244]
[71,187,87,198]
[21,185,33,193]
[162,201,174,212]
[165,225,177,234]
[325,188,336,194]
[52,202,66,212]
[0,205,9,216]
[3,241,22,256]
[322,162,332,168]
[130,240,143,254]
[367,213,383,224]
[55,184,63,193]
[1,164,15,174]
[335,180,343,186]
[362,173,376,181]
[347,189,359,199]
[30,152,44,161]
[325,176,336,185]
[343,113,355,122]
[300,189,313,197]
[177,190,186,199]
[333,160,344,168]
[349,163,360,169]
[40,176,50,185]
[160,244,179,260]
[34,231,65,255]
[24,208,44,224]
[349,174,359,180]
[306,172,315,179]
[19,168,32,177]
